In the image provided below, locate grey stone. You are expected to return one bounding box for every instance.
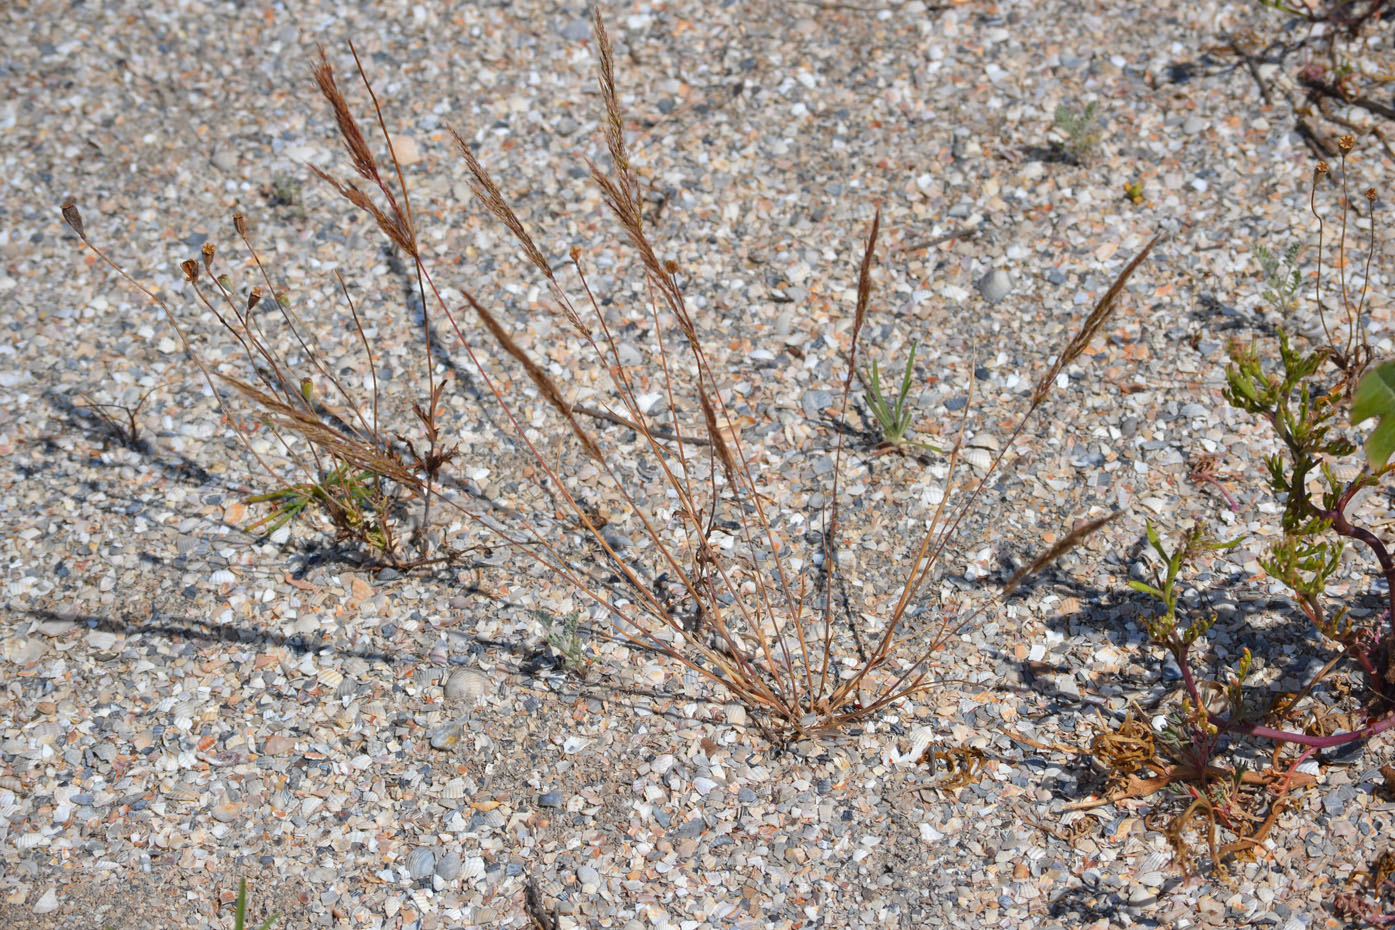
[559,18,591,40]
[801,389,834,420]
[977,269,1012,304]
[577,865,600,888]
[436,850,462,880]
[1183,115,1206,134]
[538,790,562,808]
[211,147,238,171]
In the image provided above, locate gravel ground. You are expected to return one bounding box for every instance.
[5,0,1395,927]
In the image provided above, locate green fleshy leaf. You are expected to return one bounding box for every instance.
[1351,361,1395,468]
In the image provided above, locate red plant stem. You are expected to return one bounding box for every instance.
[1323,496,1395,669]
[1218,710,1395,749]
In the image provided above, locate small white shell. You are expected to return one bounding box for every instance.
[165,785,201,803]
[1297,759,1321,776]
[459,856,486,882]
[316,668,344,689]
[209,569,236,585]
[961,446,993,470]
[444,668,489,704]
[563,736,590,754]
[441,778,467,800]
[32,722,62,746]
[906,725,936,764]
[1137,851,1169,873]
[15,832,48,849]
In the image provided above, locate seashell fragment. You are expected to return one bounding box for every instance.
[906,725,936,764]
[15,832,47,849]
[31,722,62,746]
[444,668,489,704]
[1137,851,1169,873]
[961,446,993,470]
[316,667,344,689]
[209,569,236,585]
[429,718,467,751]
[441,777,467,800]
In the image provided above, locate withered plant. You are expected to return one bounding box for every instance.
[64,12,1161,737]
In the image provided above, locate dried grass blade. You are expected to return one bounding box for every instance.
[1032,234,1163,408]
[1003,510,1123,595]
[450,129,554,277]
[464,292,604,462]
[312,47,379,182]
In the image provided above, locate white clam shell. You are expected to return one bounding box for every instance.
[444,668,489,704]
[209,569,236,585]
[441,778,467,799]
[906,725,936,764]
[15,832,48,849]
[316,668,344,688]
[961,446,993,470]
[32,722,62,746]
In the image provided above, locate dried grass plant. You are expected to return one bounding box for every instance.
[63,12,1160,737]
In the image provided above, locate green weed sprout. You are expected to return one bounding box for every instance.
[233,879,277,930]
[542,610,592,675]
[862,341,940,453]
[1253,241,1302,315]
[1052,100,1101,162]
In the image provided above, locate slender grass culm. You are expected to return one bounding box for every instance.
[62,11,1161,738]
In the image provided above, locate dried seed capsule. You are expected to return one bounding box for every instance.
[1339,134,1355,153]
[247,287,262,311]
[60,201,85,238]
[201,241,216,273]
[181,259,199,282]
[233,213,247,237]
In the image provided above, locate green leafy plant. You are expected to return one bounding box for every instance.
[861,341,941,454]
[1253,240,1303,315]
[233,878,278,930]
[1352,360,1395,469]
[1101,151,1395,878]
[1052,100,1101,162]
[542,610,593,676]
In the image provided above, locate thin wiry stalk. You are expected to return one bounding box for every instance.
[58,204,277,482]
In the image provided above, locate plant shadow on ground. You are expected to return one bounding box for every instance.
[40,388,214,487]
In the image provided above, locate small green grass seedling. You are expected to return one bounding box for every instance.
[233,878,278,930]
[861,341,941,454]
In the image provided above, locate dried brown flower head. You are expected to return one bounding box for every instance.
[60,201,85,239]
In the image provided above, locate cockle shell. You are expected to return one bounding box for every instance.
[906,725,936,764]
